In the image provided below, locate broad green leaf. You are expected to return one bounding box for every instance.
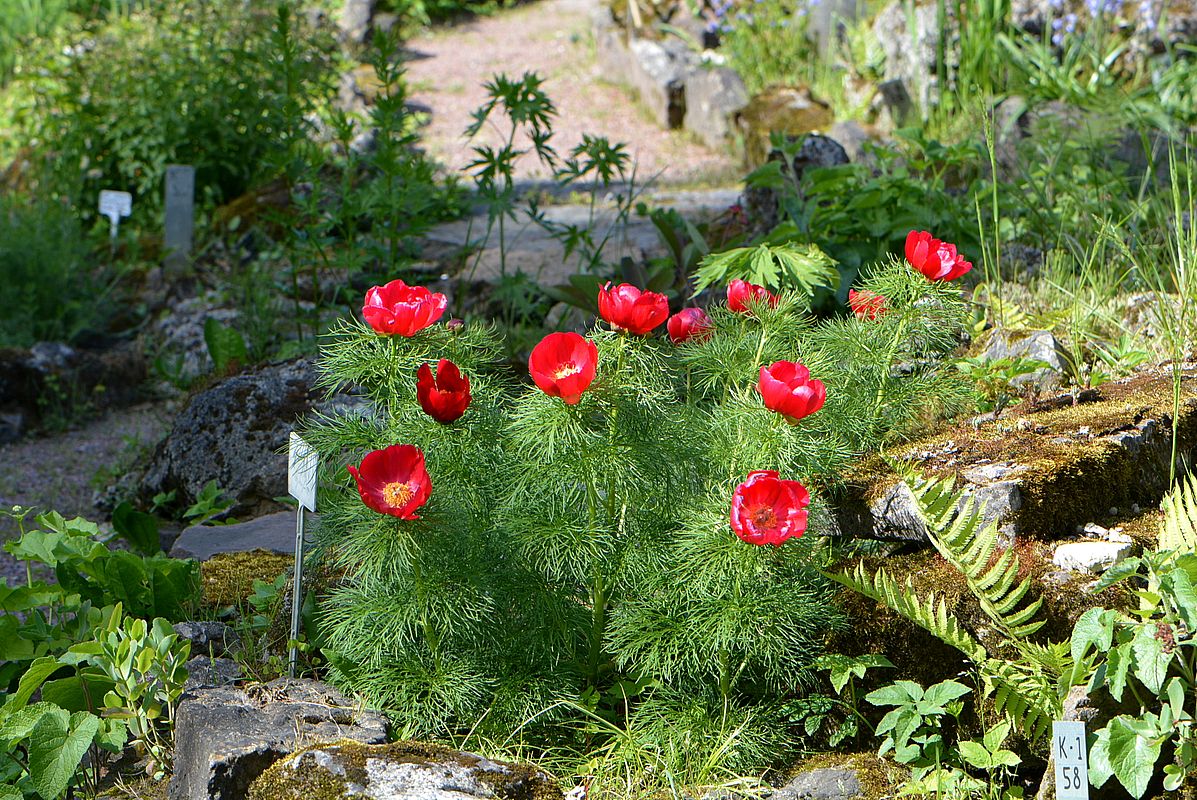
[922,679,971,708]
[1130,624,1171,694]
[40,672,116,714]
[28,709,98,800]
[982,721,1011,752]
[957,740,993,769]
[866,680,923,706]
[1106,644,1130,701]
[1106,717,1163,798]
[0,785,21,800]
[1167,566,1197,629]
[0,615,34,661]
[111,502,160,556]
[3,530,64,567]
[3,657,63,712]
[0,702,59,744]
[1088,726,1113,788]
[1071,607,1116,663]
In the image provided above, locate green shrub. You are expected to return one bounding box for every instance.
[27,0,338,220]
[0,194,107,347]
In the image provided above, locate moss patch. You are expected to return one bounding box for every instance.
[248,740,563,800]
[200,549,293,608]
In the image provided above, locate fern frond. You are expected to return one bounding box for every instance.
[1160,471,1197,552]
[827,563,987,663]
[982,658,1061,742]
[909,475,1046,640]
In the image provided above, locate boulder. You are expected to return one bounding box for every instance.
[173,621,240,656]
[743,133,849,233]
[982,329,1067,391]
[140,359,344,514]
[683,66,749,150]
[871,0,946,111]
[775,767,865,800]
[0,341,146,440]
[182,656,243,692]
[169,678,388,800]
[738,86,835,167]
[144,292,242,386]
[170,511,304,561]
[625,37,694,129]
[247,740,563,800]
[338,0,375,47]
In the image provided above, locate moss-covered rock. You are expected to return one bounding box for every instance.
[200,548,293,608]
[247,740,563,800]
[834,366,1197,543]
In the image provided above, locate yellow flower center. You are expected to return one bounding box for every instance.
[383,482,415,508]
[553,361,582,380]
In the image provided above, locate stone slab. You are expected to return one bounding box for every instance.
[170,511,312,561]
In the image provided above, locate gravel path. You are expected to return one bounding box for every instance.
[404,0,740,187]
[0,402,172,583]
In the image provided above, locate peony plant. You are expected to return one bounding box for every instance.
[301,243,972,771]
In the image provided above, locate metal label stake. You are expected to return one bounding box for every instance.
[287,432,319,677]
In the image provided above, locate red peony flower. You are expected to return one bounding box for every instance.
[528,332,599,405]
[758,360,827,424]
[362,280,448,337]
[667,307,714,344]
[727,279,779,314]
[848,289,887,321]
[904,230,973,282]
[597,282,669,335]
[730,470,811,546]
[416,359,471,423]
[347,444,432,519]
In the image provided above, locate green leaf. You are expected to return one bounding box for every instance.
[1088,726,1113,788]
[40,672,116,714]
[28,709,98,799]
[1070,607,1116,663]
[1130,624,1171,694]
[1106,643,1131,701]
[957,740,993,769]
[922,679,971,708]
[0,615,34,661]
[0,785,21,800]
[866,680,923,707]
[1167,566,1197,629]
[203,317,248,374]
[0,702,59,744]
[111,502,161,556]
[3,657,63,712]
[1106,716,1163,798]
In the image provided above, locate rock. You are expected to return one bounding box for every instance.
[982,329,1067,391]
[173,621,240,656]
[627,37,694,129]
[0,341,146,437]
[744,133,849,234]
[170,511,305,561]
[873,78,915,132]
[806,0,865,54]
[683,66,749,150]
[1035,686,1124,800]
[145,292,241,386]
[248,740,563,800]
[1052,540,1133,574]
[338,0,375,46]
[169,678,388,800]
[140,359,354,514]
[872,0,946,110]
[739,86,835,167]
[827,121,873,163]
[775,767,865,800]
[183,656,243,692]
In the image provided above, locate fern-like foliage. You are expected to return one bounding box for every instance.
[1160,471,1197,552]
[909,475,1046,640]
[828,472,1065,742]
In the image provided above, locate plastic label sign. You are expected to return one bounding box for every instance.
[288,432,318,513]
[98,190,132,239]
[1053,721,1089,800]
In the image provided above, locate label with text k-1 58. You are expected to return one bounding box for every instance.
[1053,721,1089,800]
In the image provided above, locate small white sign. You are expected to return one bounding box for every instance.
[98,190,132,223]
[1053,721,1089,800]
[288,432,319,513]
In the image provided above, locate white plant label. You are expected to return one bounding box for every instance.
[98,190,132,238]
[288,432,318,513]
[1053,721,1089,800]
